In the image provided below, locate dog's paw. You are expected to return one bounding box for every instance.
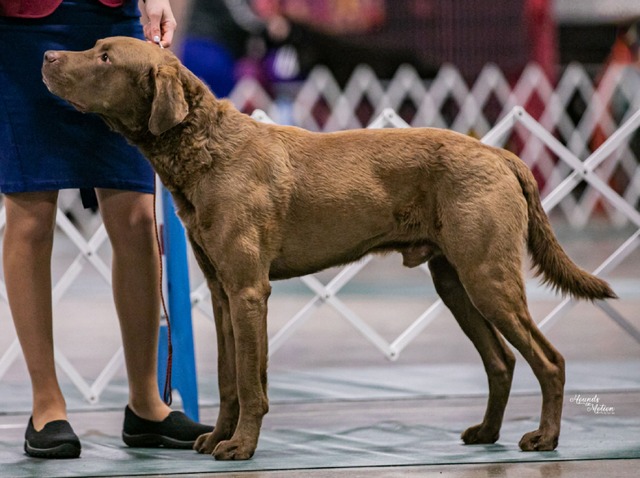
[519,429,558,451]
[213,439,255,460]
[193,432,219,454]
[461,423,499,445]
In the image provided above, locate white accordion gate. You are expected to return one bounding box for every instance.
[190,106,640,361]
[1,62,639,403]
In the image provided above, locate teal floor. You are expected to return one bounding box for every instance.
[1,361,639,477]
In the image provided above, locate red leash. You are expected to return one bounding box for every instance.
[153,185,173,405]
[152,38,172,404]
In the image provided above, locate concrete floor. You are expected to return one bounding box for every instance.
[0,220,639,477]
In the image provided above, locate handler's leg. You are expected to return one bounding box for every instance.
[96,188,171,421]
[98,188,212,448]
[3,191,66,431]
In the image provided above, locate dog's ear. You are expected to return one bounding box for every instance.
[148,64,189,136]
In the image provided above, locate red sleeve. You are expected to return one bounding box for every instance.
[0,0,126,18]
[98,0,125,7]
[0,0,62,18]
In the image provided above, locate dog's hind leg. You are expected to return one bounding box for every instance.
[457,256,565,451]
[429,255,515,444]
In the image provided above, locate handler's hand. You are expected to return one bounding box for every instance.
[141,0,176,48]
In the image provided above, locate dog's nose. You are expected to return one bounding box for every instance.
[44,51,59,63]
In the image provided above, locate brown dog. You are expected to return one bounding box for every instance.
[42,37,615,460]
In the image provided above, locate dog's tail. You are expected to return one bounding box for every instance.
[502,151,616,301]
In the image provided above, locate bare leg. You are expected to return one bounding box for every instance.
[3,191,66,431]
[429,255,515,444]
[96,188,170,421]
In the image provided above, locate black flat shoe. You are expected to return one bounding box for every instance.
[122,405,213,449]
[24,417,81,459]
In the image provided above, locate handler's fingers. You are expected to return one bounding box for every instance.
[143,8,176,48]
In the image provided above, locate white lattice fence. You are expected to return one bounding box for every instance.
[189,105,640,360]
[1,63,639,403]
[232,62,640,228]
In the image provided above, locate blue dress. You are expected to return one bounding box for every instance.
[0,0,154,207]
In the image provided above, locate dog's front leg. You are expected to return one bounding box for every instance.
[194,278,239,454]
[189,240,240,455]
[213,276,271,460]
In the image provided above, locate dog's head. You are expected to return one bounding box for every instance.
[42,36,190,136]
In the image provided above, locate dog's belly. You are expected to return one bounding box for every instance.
[267,202,393,279]
[267,183,439,279]
[268,228,437,280]
[268,243,377,280]
[268,245,437,280]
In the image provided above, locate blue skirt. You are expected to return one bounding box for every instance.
[0,0,154,205]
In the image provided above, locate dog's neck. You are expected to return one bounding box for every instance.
[125,80,254,198]
[107,69,246,193]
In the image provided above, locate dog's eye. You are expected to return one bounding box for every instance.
[101,52,110,63]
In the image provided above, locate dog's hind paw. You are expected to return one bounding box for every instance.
[461,423,499,444]
[519,429,558,451]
